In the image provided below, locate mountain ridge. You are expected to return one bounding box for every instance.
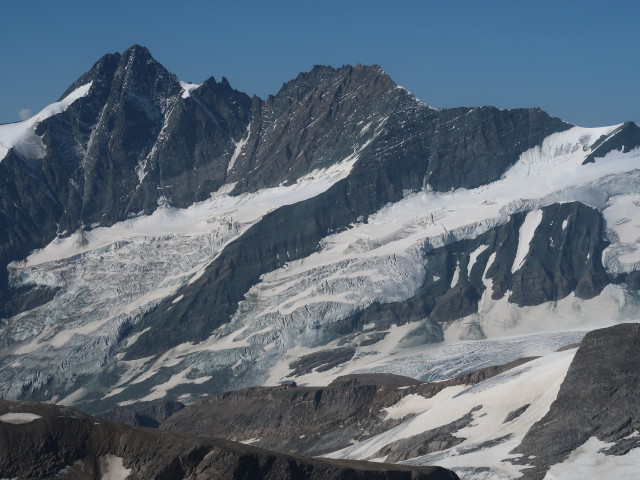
[0,45,638,420]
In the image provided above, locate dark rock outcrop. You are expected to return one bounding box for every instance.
[503,404,531,424]
[288,347,357,377]
[0,399,459,480]
[512,323,640,479]
[329,373,422,387]
[99,400,184,428]
[0,284,60,320]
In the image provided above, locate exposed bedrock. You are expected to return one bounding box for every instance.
[0,399,459,480]
[512,323,640,479]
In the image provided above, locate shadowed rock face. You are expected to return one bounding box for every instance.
[0,399,459,480]
[98,400,185,428]
[512,323,640,479]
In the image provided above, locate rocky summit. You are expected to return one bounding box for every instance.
[1,45,640,478]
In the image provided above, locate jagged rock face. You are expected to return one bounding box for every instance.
[0,400,459,480]
[55,46,255,226]
[73,46,182,226]
[423,106,568,191]
[512,323,640,479]
[130,76,252,211]
[227,65,401,193]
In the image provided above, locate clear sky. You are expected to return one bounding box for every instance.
[1,0,638,127]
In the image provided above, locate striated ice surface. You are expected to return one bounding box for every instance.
[0,149,362,403]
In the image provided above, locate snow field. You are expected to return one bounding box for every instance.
[325,349,577,479]
[0,412,42,424]
[542,437,640,480]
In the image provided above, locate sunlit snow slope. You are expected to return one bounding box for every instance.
[325,348,576,479]
[0,82,92,161]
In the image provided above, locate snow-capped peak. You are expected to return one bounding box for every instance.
[0,82,93,161]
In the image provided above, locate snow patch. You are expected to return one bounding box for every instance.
[450,261,460,288]
[239,437,261,445]
[0,412,42,424]
[179,80,200,99]
[511,209,543,273]
[227,125,250,173]
[97,455,131,480]
[383,387,467,420]
[468,244,489,277]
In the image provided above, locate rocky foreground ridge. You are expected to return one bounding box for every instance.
[0,399,459,480]
[103,324,640,479]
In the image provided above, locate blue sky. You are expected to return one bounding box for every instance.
[1,0,638,126]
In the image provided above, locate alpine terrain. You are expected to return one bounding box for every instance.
[1,45,640,479]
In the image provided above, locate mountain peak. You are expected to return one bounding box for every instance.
[58,52,121,101]
[115,44,177,88]
[57,45,167,102]
[122,43,153,59]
